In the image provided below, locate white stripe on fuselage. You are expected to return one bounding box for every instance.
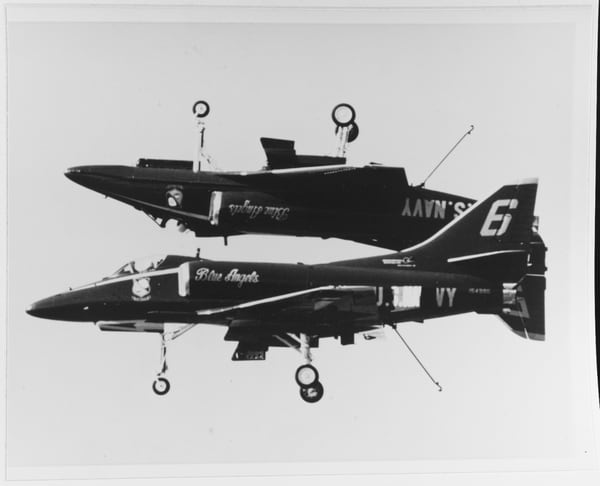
[447,249,526,263]
[114,194,210,221]
[194,285,338,316]
[239,165,356,176]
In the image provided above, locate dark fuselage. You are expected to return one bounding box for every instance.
[65,162,475,249]
[27,254,503,340]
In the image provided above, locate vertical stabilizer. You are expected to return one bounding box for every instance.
[401,179,538,261]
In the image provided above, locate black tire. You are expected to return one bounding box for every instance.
[192,100,210,118]
[299,381,324,403]
[295,364,319,387]
[347,122,359,143]
[331,103,355,127]
[152,377,170,396]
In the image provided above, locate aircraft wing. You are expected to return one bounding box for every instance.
[209,286,382,360]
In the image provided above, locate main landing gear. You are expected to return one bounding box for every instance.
[295,363,324,403]
[280,333,324,403]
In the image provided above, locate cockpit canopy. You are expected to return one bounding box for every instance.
[110,255,166,277]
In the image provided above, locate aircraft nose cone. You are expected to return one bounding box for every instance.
[64,166,106,190]
[65,165,142,202]
[64,166,80,180]
[26,296,57,319]
[65,165,172,212]
[26,292,91,321]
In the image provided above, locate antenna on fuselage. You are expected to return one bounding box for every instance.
[332,103,359,158]
[192,100,214,172]
[418,124,475,187]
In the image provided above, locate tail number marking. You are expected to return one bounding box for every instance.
[435,287,456,307]
[480,199,518,237]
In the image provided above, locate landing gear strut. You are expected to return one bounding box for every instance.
[191,100,216,172]
[332,103,359,158]
[150,324,196,396]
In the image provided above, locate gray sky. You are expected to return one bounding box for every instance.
[5,10,597,478]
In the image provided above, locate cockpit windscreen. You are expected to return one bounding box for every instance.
[110,255,166,278]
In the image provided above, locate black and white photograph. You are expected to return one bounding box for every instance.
[1,1,598,485]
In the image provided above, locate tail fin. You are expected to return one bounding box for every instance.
[400,179,546,340]
[401,179,538,263]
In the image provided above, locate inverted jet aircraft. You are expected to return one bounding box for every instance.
[65,103,476,250]
[28,179,547,403]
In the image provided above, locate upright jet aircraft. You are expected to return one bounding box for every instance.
[28,179,547,403]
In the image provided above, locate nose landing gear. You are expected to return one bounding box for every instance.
[191,100,217,172]
[152,333,171,396]
[152,376,170,395]
[150,325,196,396]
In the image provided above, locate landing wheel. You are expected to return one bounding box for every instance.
[295,364,319,387]
[332,103,355,127]
[348,122,359,142]
[299,381,324,403]
[152,377,170,396]
[192,100,210,118]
